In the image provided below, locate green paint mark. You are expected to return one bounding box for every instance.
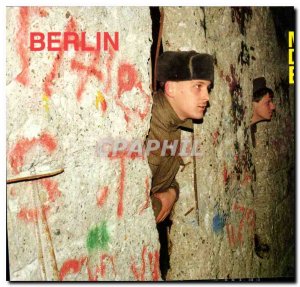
[86,221,110,252]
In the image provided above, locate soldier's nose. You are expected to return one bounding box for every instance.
[271,103,276,110]
[203,90,209,102]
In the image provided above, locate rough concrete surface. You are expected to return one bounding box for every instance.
[7,7,160,281]
[6,6,294,281]
[163,7,294,280]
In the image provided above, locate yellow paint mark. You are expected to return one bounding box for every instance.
[288,31,295,85]
[289,48,294,65]
[96,91,105,110]
[289,66,294,84]
[42,94,49,113]
[289,31,294,48]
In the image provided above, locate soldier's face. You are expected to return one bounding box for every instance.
[167,80,211,120]
[253,93,276,121]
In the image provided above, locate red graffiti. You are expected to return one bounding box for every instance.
[16,179,62,223]
[9,132,57,175]
[39,133,57,151]
[30,7,49,18]
[98,254,116,279]
[97,186,109,207]
[107,150,143,218]
[87,254,116,281]
[224,64,240,96]
[233,202,255,229]
[18,207,41,223]
[60,254,116,281]
[117,157,125,217]
[148,250,159,281]
[36,8,49,17]
[15,7,49,86]
[86,265,97,281]
[15,8,150,122]
[59,257,88,281]
[101,99,107,112]
[117,63,137,95]
[226,202,255,248]
[116,63,151,124]
[223,164,229,184]
[71,52,103,101]
[44,52,63,98]
[15,7,30,85]
[241,171,252,187]
[103,48,115,94]
[131,246,147,281]
[226,224,237,247]
[8,132,61,223]
[139,177,150,214]
[96,149,144,217]
[131,246,160,281]
[60,247,158,281]
[212,130,220,146]
[43,16,108,101]
[43,17,77,98]
[40,179,62,202]
[43,16,110,103]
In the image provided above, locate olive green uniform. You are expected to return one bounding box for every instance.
[146,90,193,201]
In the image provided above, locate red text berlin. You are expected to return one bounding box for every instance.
[30,32,119,51]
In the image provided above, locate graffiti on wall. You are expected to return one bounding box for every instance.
[15,7,151,126]
[231,7,253,36]
[226,202,255,248]
[59,255,116,281]
[224,65,245,133]
[16,7,49,86]
[59,245,159,281]
[131,246,159,281]
[10,7,156,281]
[8,132,62,223]
[13,7,152,218]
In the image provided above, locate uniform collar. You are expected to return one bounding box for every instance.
[155,90,194,131]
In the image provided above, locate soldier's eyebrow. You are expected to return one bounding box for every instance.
[193,80,209,85]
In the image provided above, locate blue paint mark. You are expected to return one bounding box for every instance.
[212,213,225,234]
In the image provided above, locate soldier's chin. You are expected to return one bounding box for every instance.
[265,114,272,120]
[193,112,204,120]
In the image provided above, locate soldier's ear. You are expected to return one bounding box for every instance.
[165,81,175,98]
[252,101,259,114]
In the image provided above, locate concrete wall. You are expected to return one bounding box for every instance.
[6,6,294,281]
[7,7,160,281]
[163,7,295,280]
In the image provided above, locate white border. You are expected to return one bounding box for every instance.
[1,2,297,286]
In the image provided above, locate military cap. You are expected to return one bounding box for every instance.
[157,51,214,86]
[253,77,267,94]
[253,77,273,100]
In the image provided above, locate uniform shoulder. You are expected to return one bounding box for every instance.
[148,90,169,138]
